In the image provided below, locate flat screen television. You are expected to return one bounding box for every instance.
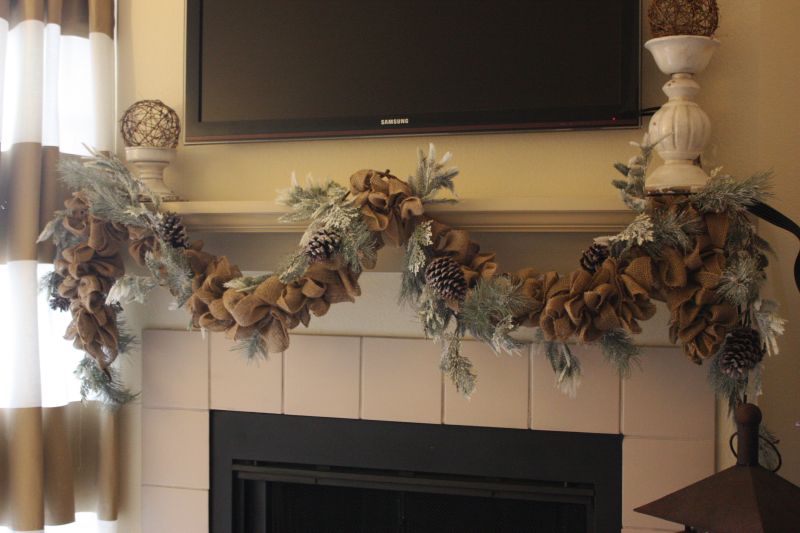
[185,0,640,143]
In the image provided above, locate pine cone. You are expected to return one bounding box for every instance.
[156,212,189,248]
[718,327,765,380]
[580,243,610,273]
[425,256,467,301]
[49,295,71,312]
[304,229,342,262]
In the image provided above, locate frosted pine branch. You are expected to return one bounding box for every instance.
[408,143,459,203]
[609,214,654,256]
[599,329,641,378]
[225,273,272,293]
[277,176,349,223]
[440,333,477,397]
[459,277,530,354]
[417,287,452,340]
[691,172,773,214]
[233,333,269,360]
[718,251,766,306]
[751,299,786,357]
[144,244,193,307]
[536,330,581,398]
[75,356,138,409]
[107,275,159,305]
[399,220,433,305]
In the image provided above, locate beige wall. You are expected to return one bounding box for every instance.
[756,0,800,487]
[118,1,764,201]
[116,0,800,530]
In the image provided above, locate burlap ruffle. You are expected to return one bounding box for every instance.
[128,227,158,266]
[349,169,424,246]
[510,268,547,327]
[186,255,243,332]
[50,167,750,378]
[65,300,119,369]
[223,277,294,353]
[184,241,364,353]
[62,192,91,238]
[430,221,497,287]
[53,194,129,370]
[55,244,124,280]
[649,196,738,361]
[539,256,657,342]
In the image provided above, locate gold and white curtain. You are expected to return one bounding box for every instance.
[0,1,118,532]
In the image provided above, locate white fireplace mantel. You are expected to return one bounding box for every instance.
[161,197,632,234]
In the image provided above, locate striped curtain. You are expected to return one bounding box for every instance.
[0,1,118,532]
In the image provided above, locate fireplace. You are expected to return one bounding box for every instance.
[211,411,622,532]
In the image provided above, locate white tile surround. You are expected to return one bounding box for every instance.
[141,330,716,533]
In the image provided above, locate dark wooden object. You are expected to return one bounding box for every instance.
[635,403,800,532]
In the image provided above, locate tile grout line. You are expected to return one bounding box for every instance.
[527,343,533,430]
[140,406,211,413]
[619,358,624,436]
[281,350,286,414]
[142,483,209,493]
[358,337,364,419]
[440,359,445,425]
[207,332,212,411]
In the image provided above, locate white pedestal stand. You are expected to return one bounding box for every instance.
[644,35,720,193]
[125,146,180,201]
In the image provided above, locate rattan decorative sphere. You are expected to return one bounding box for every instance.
[120,100,181,148]
[649,0,719,38]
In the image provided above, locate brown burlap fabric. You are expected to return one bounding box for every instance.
[510,268,548,327]
[429,221,497,287]
[648,196,738,361]
[55,195,127,370]
[51,169,742,374]
[536,256,657,343]
[127,227,157,266]
[349,169,424,246]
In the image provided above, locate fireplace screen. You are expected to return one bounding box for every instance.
[212,412,621,533]
[233,462,591,532]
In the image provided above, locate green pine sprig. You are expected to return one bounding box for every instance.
[439,332,477,397]
[691,171,773,214]
[459,277,530,354]
[535,329,581,397]
[598,329,641,378]
[407,143,459,204]
[233,332,269,360]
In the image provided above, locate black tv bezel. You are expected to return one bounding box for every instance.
[185,0,641,143]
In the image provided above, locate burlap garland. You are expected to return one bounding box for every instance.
[55,194,127,370]
[648,196,738,362]
[63,193,129,257]
[62,192,91,237]
[429,221,497,288]
[50,169,744,376]
[350,169,424,246]
[525,256,658,343]
[186,255,243,332]
[65,301,119,366]
[183,241,363,352]
[127,227,157,266]
[510,269,550,327]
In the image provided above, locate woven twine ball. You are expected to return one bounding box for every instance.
[649,0,719,38]
[120,100,181,148]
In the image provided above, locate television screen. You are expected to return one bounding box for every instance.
[185,0,640,142]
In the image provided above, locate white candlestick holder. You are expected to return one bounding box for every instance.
[125,146,180,201]
[644,35,720,193]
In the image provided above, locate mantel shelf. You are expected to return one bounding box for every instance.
[161,197,633,234]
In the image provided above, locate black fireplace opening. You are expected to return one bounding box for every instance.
[212,411,622,533]
[233,462,591,532]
